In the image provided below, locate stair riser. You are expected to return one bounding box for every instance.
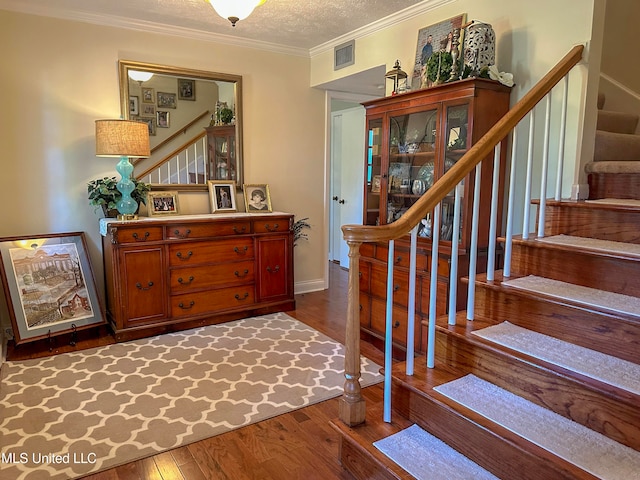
[338,439,400,480]
[588,173,640,201]
[392,381,597,480]
[509,242,640,295]
[542,203,640,242]
[474,285,640,364]
[433,328,640,450]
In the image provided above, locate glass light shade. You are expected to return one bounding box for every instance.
[127,70,154,83]
[209,0,265,25]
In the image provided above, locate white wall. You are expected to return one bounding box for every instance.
[0,10,327,336]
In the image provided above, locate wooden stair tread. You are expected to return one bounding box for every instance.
[534,234,640,259]
[533,198,640,213]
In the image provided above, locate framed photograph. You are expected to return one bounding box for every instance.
[410,14,467,90]
[134,117,156,136]
[129,95,139,115]
[147,191,180,216]
[157,91,177,109]
[0,232,106,345]
[157,111,170,128]
[178,78,196,101]
[207,180,237,213]
[141,87,155,104]
[140,103,156,117]
[243,184,272,213]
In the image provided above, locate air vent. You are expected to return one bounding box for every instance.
[334,40,355,70]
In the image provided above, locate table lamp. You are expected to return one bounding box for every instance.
[95,119,150,220]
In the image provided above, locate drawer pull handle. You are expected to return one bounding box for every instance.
[178,301,195,309]
[135,281,154,291]
[393,321,400,328]
[395,256,402,264]
[235,292,249,300]
[178,276,194,285]
[233,225,247,234]
[174,229,191,239]
[132,232,150,241]
[176,251,193,260]
[394,284,400,292]
[265,223,279,231]
[266,265,281,273]
[234,246,249,254]
[234,269,249,278]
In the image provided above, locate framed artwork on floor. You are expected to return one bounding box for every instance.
[0,232,106,345]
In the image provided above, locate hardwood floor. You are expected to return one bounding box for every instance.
[8,262,386,480]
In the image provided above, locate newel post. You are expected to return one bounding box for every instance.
[339,240,366,426]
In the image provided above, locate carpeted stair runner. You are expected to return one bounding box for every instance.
[535,234,640,258]
[472,322,640,394]
[585,197,640,207]
[501,275,640,318]
[434,375,640,480]
[373,424,498,480]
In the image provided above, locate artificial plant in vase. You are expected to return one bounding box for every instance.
[88,176,151,217]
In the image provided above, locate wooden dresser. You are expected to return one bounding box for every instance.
[100,213,294,341]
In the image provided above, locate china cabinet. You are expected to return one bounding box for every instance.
[205,125,237,182]
[101,213,294,342]
[359,78,511,353]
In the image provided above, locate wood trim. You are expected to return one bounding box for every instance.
[149,110,210,155]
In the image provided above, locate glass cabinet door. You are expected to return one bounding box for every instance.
[364,117,383,225]
[385,108,438,225]
[206,126,237,181]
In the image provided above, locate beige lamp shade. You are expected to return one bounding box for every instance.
[95,119,150,157]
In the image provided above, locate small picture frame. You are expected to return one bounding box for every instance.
[140,103,156,117]
[208,180,237,213]
[0,232,106,345]
[147,191,180,216]
[157,92,177,109]
[178,78,196,101]
[142,87,155,104]
[129,95,139,115]
[157,111,170,128]
[243,184,272,213]
[135,117,156,136]
[371,175,381,193]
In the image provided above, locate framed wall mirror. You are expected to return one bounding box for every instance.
[119,60,244,190]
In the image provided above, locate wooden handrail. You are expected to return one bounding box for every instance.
[341,44,584,244]
[150,110,210,155]
[338,44,584,427]
[135,131,207,179]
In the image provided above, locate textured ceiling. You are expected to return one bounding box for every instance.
[0,0,428,52]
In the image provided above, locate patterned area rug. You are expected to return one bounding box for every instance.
[0,313,382,479]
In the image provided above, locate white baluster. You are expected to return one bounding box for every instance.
[522,110,535,240]
[407,225,419,376]
[427,204,441,368]
[383,239,395,422]
[448,182,462,325]
[487,143,501,281]
[503,128,518,278]
[555,75,569,201]
[466,164,481,320]
[538,94,551,238]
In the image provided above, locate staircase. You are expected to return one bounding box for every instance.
[331,78,640,478]
[586,93,640,199]
[332,201,640,480]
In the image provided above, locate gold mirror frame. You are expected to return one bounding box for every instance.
[118,60,243,191]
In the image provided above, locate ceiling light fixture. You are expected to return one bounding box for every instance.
[209,0,266,27]
[127,70,154,83]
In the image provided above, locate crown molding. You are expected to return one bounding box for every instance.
[309,0,457,58]
[0,0,310,57]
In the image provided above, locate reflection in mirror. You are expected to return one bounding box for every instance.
[118,60,243,190]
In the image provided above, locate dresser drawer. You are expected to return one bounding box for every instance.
[112,226,164,244]
[171,286,255,317]
[170,260,255,292]
[169,238,254,266]
[252,218,289,234]
[166,221,251,240]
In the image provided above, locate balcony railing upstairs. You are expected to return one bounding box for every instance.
[338,45,585,427]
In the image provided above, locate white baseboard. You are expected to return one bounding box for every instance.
[294,279,326,295]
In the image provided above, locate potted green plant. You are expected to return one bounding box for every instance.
[88,176,151,217]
